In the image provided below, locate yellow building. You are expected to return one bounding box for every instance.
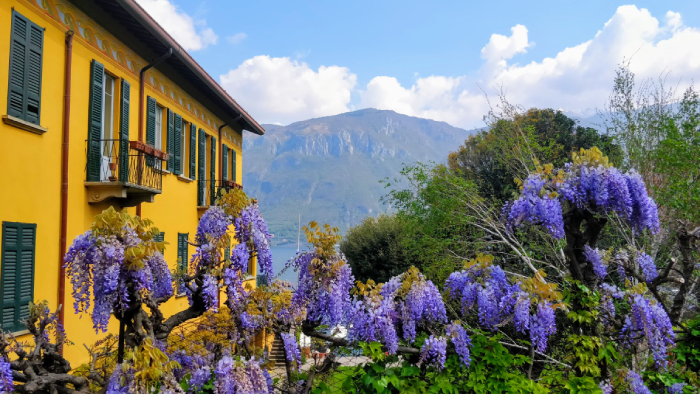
[0,0,265,365]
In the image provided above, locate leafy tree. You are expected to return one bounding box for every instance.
[340,214,416,284]
[448,107,620,203]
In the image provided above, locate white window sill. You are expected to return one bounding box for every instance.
[177,175,194,183]
[156,168,171,175]
[2,115,47,134]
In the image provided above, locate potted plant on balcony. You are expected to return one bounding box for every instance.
[108,161,118,182]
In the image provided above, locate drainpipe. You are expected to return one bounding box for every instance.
[136,47,175,218]
[218,115,241,184]
[57,30,74,345]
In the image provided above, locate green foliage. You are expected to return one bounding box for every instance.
[340,214,416,284]
[382,163,485,284]
[328,335,549,394]
[653,87,700,223]
[676,316,700,373]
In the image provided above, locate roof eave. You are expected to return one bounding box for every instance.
[114,0,265,135]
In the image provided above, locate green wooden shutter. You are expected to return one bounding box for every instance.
[87,60,104,182]
[210,136,216,205]
[232,150,237,184]
[173,114,182,175]
[1,222,36,333]
[189,124,197,179]
[146,97,156,146]
[197,129,206,206]
[7,11,43,124]
[166,109,174,172]
[119,80,130,182]
[177,233,188,294]
[177,233,188,271]
[154,232,165,253]
[222,145,228,181]
[146,96,156,167]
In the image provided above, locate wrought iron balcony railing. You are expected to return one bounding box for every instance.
[197,179,243,207]
[85,139,165,205]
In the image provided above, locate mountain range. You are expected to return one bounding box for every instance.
[242,109,476,246]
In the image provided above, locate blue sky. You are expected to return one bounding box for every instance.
[137,0,700,129]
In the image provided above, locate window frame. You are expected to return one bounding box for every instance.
[155,105,163,151]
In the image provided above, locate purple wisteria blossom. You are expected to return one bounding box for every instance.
[290,251,354,327]
[223,243,250,310]
[620,295,675,368]
[599,380,612,394]
[347,295,399,354]
[636,251,658,283]
[65,230,173,332]
[505,174,565,239]
[201,274,219,312]
[446,261,556,350]
[667,383,687,394]
[626,170,660,234]
[0,357,13,394]
[420,336,447,370]
[530,301,556,352]
[236,203,274,280]
[583,245,607,279]
[106,364,134,394]
[281,333,302,372]
[626,370,652,394]
[188,367,211,392]
[506,155,660,238]
[446,322,472,366]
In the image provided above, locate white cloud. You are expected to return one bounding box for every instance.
[220,56,357,125]
[136,0,218,51]
[227,33,247,44]
[223,6,700,129]
[481,24,533,63]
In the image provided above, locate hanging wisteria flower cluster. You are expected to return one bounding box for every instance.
[346,267,448,355]
[620,294,675,368]
[235,203,274,280]
[281,333,302,373]
[420,335,447,370]
[445,254,559,352]
[504,169,565,239]
[505,148,660,238]
[288,223,354,328]
[64,208,173,332]
[214,355,272,394]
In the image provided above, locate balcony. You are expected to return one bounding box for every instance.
[197,179,243,208]
[84,139,165,207]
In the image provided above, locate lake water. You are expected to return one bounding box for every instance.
[270,246,302,284]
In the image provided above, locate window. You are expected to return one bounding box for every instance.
[222,144,228,181]
[231,149,237,183]
[1,222,36,333]
[155,105,163,150]
[99,74,115,180]
[7,11,44,125]
[181,121,188,176]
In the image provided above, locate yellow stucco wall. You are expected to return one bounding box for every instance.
[0,0,252,367]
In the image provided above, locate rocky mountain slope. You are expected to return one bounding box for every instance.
[243,109,475,245]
